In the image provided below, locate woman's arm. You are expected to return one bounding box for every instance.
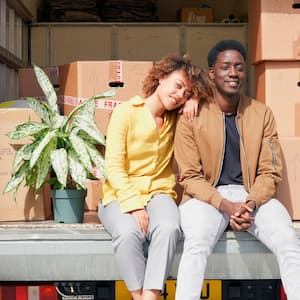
[105,104,145,213]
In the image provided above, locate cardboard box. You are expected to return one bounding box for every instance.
[85,179,102,211]
[295,103,300,136]
[248,0,300,64]
[179,8,214,23]
[254,61,300,136]
[19,66,59,99]
[0,107,52,221]
[59,60,153,136]
[276,137,300,220]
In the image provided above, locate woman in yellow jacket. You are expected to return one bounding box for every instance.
[98,54,211,300]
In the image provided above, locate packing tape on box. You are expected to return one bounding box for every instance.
[59,95,122,110]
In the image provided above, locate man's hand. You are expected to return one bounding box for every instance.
[130,209,149,235]
[220,198,255,232]
[179,97,199,121]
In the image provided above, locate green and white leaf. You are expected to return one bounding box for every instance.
[65,89,116,126]
[51,148,68,187]
[30,130,58,168]
[3,162,29,193]
[7,121,49,140]
[26,97,52,125]
[74,115,105,145]
[68,150,87,189]
[94,88,116,99]
[33,64,58,114]
[86,143,105,177]
[12,142,37,173]
[53,114,67,129]
[69,131,93,172]
[35,138,57,189]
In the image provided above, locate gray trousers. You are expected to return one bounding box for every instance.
[98,194,181,291]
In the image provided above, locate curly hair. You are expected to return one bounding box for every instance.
[143,54,213,102]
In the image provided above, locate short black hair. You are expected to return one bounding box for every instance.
[207,39,247,67]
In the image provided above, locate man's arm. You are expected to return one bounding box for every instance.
[174,114,224,209]
[246,107,283,207]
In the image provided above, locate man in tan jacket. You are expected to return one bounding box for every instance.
[174,39,300,300]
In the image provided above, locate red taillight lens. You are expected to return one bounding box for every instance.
[280,283,287,300]
[16,286,28,300]
[39,285,57,300]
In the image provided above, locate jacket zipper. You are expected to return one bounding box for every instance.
[235,116,251,189]
[214,113,226,186]
[269,138,276,170]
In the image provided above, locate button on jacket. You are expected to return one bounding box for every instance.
[102,96,177,213]
[174,95,282,209]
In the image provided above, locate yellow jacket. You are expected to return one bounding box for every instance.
[174,95,282,209]
[102,96,177,213]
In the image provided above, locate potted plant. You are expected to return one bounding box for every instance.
[3,65,114,223]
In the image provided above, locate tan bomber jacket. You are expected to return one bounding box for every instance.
[174,95,282,209]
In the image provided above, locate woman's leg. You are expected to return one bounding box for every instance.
[99,201,146,297]
[143,194,181,295]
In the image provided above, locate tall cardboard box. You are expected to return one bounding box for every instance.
[18,66,59,99]
[248,0,300,64]
[0,107,52,221]
[276,137,300,220]
[254,61,300,136]
[295,103,300,136]
[59,60,153,136]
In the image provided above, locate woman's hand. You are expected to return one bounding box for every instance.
[131,209,149,235]
[180,97,199,121]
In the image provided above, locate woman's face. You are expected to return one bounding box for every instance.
[157,69,193,111]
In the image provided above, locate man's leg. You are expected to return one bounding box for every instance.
[175,198,228,300]
[248,198,300,300]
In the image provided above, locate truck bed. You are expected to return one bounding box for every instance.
[0,212,299,282]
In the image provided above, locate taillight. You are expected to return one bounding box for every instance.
[39,286,57,300]
[16,286,28,300]
[279,283,287,300]
[0,285,57,300]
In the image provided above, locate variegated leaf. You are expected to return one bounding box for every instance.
[50,148,68,188]
[12,142,37,173]
[3,162,29,194]
[30,130,58,169]
[94,88,116,99]
[35,138,57,189]
[69,131,93,172]
[65,89,116,128]
[53,114,67,129]
[26,97,52,125]
[74,115,105,145]
[85,143,105,178]
[68,150,87,189]
[33,64,58,114]
[7,121,49,140]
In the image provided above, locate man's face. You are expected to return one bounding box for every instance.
[209,49,246,98]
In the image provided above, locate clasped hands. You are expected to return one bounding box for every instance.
[220,198,256,232]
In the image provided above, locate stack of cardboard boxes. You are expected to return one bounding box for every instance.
[248,0,300,219]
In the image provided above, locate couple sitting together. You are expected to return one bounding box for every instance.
[98,40,300,300]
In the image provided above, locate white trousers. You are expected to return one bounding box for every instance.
[99,194,181,291]
[175,185,300,300]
